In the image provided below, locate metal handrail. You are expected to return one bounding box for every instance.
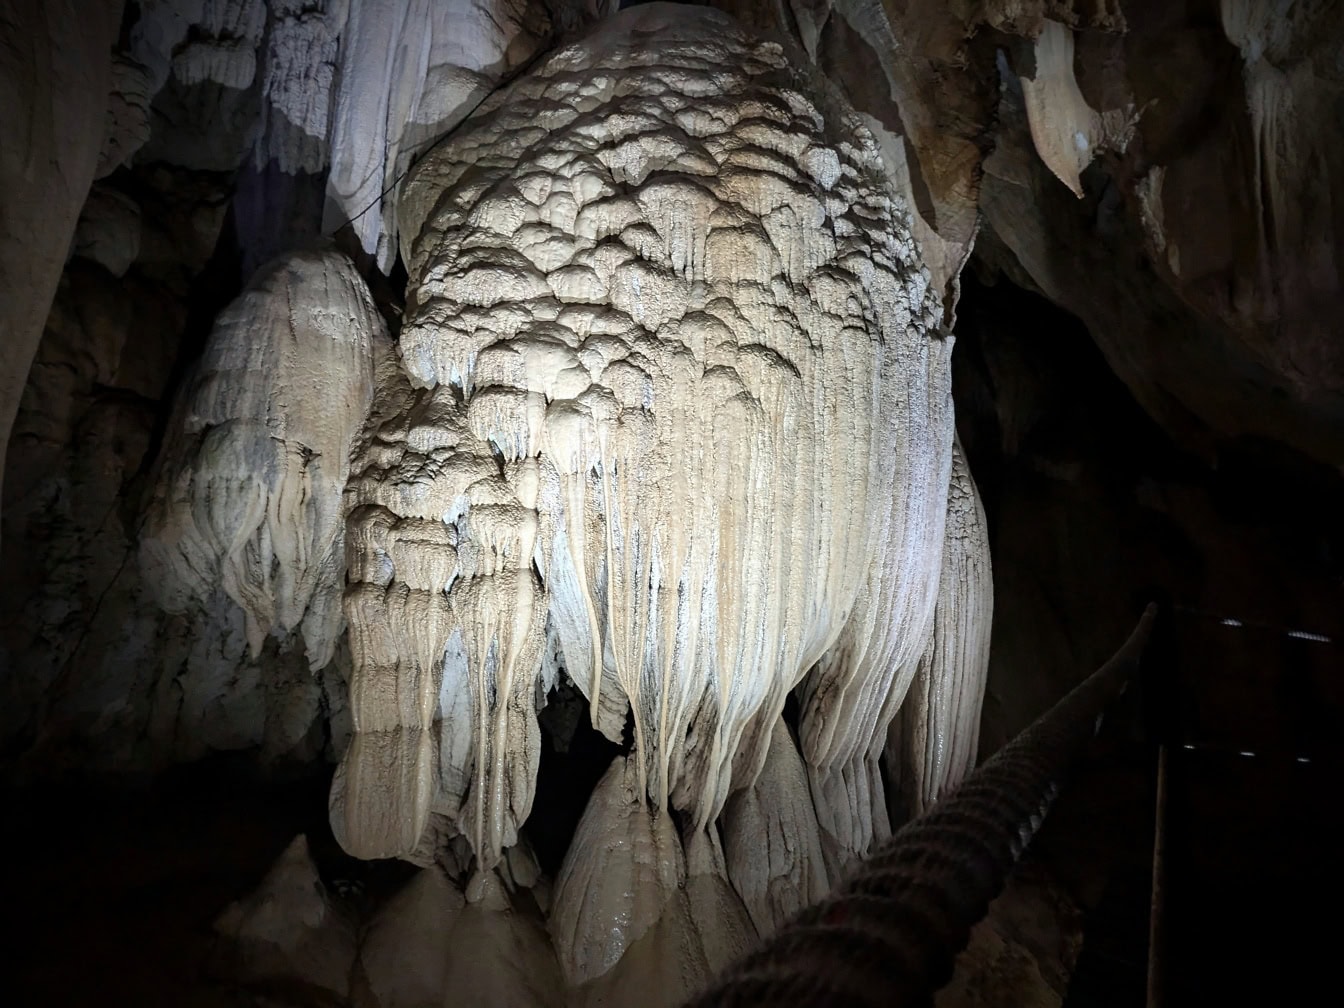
[688,604,1157,1008]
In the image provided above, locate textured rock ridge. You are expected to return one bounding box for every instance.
[141,246,390,670]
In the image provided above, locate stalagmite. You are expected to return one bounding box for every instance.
[889,435,994,817]
[141,247,389,670]
[357,865,563,1008]
[549,754,757,1007]
[722,716,830,937]
[213,835,358,1000]
[549,756,691,994]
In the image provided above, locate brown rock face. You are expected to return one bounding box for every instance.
[719,0,1344,461]
[0,0,122,537]
[977,0,1344,463]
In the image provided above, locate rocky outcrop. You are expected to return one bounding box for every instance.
[0,0,122,543]
[10,1,1344,1005]
[978,0,1344,465]
[1,180,355,774]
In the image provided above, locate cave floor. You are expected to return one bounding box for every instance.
[2,762,383,1007]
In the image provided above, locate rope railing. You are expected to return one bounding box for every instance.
[687,604,1158,1008]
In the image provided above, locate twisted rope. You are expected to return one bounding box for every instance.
[688,604,1157,1008]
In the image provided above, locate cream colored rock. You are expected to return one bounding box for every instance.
[889,435,994,816]
[1016,20,1144,198]
[722,716,830,937]
[140,247,389,671]
[357,864,563,1008]
[714,0,988,321]
[336,3,958,882]
[551,755,756,1006]
[324,0,550,270]
[549,757,688,991]
[170,0,266,89]
[255,0,348,174]
[683,829,758,976]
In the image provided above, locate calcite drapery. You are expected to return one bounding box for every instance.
[323,0,551,270]
[141,247,389,670]
[333,2,959,883]
[888,435,994,817]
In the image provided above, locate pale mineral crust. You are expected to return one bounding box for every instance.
[141,246,390,671]
[334,4,969,929]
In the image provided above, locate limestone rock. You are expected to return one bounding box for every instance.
[96,53,155,178]
[324,0,552,270]
[1018,20,1136,197]
[889,435,995,817]
[356,865,562,1008]
[1,224,353,775]
[254,0,348,174]
[722,716,830,937]
[141,247,390,671]
[334,2,963,881]
[0,0,121,547]
[979,0,1344,465]
[72,185,142,278]
[130,0,206,92]
[170,0,266,89]
[213,834,358,1000]
[550,756,705,1005]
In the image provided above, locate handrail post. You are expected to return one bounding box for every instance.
[1146,742,1168,1008]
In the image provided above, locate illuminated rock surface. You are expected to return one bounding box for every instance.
[141,246,390,671]
[335,5,961,892]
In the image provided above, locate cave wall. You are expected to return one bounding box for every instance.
[953,266,1344,756]
[0,0,123,533]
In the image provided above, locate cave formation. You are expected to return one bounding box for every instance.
[2,1,1341,1006]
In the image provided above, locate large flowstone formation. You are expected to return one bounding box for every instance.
[82,4,992,1003]
[319,5,991,999]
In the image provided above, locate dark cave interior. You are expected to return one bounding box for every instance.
[3,1,1342,1005]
